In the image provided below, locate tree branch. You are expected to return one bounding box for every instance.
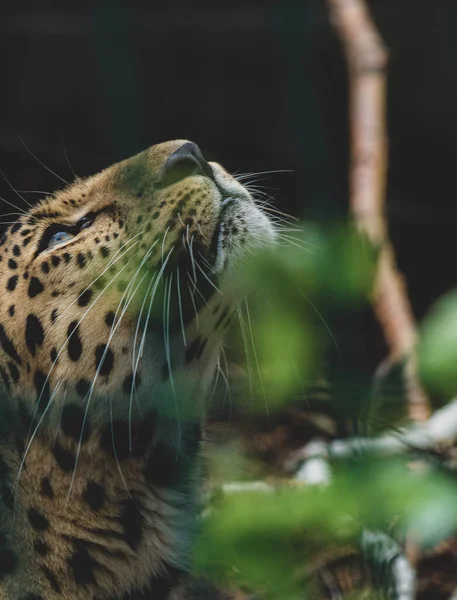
[326,0,431,421]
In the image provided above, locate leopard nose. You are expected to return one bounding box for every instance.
[161,142,214,188]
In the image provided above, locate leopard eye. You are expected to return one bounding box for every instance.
[48,231,75,248]
[79,214,95,230]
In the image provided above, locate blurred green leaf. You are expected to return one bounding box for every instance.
[419,289,457,399]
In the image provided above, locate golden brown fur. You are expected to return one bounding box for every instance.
[0,141,275,599]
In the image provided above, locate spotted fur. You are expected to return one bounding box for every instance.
[0,141,275,599]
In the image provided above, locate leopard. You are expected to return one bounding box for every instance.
[0,140,276,600]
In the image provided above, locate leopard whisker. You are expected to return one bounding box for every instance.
[18,133,70,186]
[130,239,161,369]
[13,379,63,502]
[195,258,222,296]
[0,194,27,215]
[161,227,170,264]
[176,266,186,347]
[17,190,54,196]
[207,356,221,408]
[131,248,174,445]
[0,169,33,208]
[184,228,197,286]
[68,255,155,500]
[61,137,77,180]
[52,226,148,331]
[187,280,199,330]
[276,234,318,255]
[244,298,269,418]
[219,348,232,418]
[129,271,157,450]
[237,308,254,403]
[164,273,182,454]
[35,258,136,428]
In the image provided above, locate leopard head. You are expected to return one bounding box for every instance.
[0,140,275,431]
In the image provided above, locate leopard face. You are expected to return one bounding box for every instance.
[0,140,275,427]
[0,141,275,599]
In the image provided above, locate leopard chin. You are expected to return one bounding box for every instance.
[0,141,276,600]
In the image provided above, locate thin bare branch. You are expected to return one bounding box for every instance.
[326,0,431,421]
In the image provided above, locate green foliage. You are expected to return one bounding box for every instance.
[195,458,457,597]
[419,289,457,400]
[199,224,457,597]
[230,223,377,411]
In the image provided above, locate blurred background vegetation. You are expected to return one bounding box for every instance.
[3,1,457,598]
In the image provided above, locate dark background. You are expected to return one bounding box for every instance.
[0,0,456,321]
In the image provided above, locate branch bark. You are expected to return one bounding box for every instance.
[326,0,431,421]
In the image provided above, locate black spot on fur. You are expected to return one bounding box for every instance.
[11,223,22,234]
[132,413,157,457]
[68,540,97,586]
[53,442,76,471]
[50,347,58,363]
[144,442,181,487]
[67,321,82,361]
[7,275,18,291]
[100,246,110,258]
[12,245,20,257]
[105,311,115,327]
[84,481,106,511]
[1,482,13,510]
[215,306,230,329]
[185,337,200,363]
[123,372,141,394]
[78,288,92,307]
[41,261,49,274]
[18,401,31,429]
[183,423,203,455]
[33,540,49,557]
[117,280,127,293]
[7,362,19,383]
[25,314,44,356]
[28,277,44,298]
[196,338,207,359]
[76,378,91,397]
[51,309,58,324]
[8,258,17,269]
[119,498,143,550]
[0,324,22,364]
[40,477,54,499]
[22,236,33,247]
[0,534,18,579]
[8,305,14,317]
[0,367,10,393]
[61,404,90,441]
[34,370,50,408]
[51,255,61,267]
[28,508,49,531]
[77,253,86,268]
[20,229,31,237]
[95,344,114,376]
[100,421,130,461]
[41,566,61,592]
[63,252,72,263]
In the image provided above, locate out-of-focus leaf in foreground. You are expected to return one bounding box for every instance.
[419,289,457,400]
[195,458,457,598]
[230,223,376,411]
